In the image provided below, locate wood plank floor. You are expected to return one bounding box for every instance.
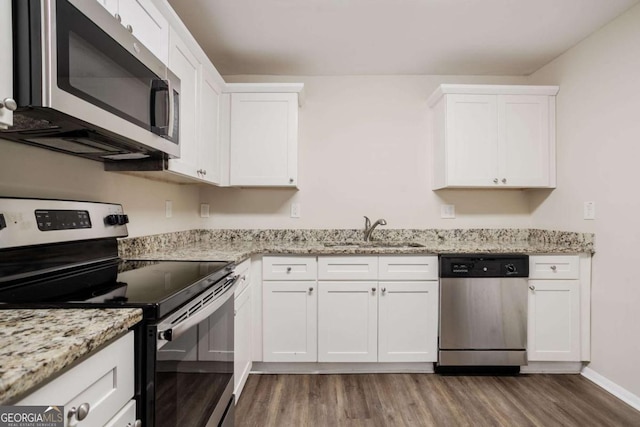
[235,373,640,427]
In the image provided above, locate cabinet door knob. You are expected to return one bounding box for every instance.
[127,24,133,33]
[114,13,122,22]
[529,285,535,291]
[68,403,90,421]
[502,178,507,184]
[493,178,499,184]
[550,265,557,271]
[308,287,314,293]
[289,178,294,183]
[372,287,376,293]
[0,98,17,111]
[286,267,292,273]
[127,420,142,427]
[381,287,386,294]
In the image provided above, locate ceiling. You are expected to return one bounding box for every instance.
[167,0,639,76]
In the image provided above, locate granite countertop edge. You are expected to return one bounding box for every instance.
[0,308,143,405]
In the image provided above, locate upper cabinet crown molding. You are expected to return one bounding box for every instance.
[427,84,560,107]
[224,83,305,107]
[429,84,559,190]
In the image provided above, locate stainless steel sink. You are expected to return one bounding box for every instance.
[322,241,425,248]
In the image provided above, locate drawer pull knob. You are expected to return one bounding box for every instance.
[372,287,376,293]
[550,265,557,271]
[493,178,498,184]
[381,287,387,294]
[309,287,314,293]
[68,402,90,422]
[286,267,292,273]
[529,285,536,291]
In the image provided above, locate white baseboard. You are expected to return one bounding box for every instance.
[251,362,435,374]
[581,367,640,412]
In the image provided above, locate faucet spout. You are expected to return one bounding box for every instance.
[364,217,387,241]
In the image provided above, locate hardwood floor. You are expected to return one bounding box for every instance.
[235,373,640,427]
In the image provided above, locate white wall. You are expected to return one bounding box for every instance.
[0,139,204,237]
[201,74,533,229]
[528,3,640,397]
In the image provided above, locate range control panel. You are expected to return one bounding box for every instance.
[35,209,92,231]
[440,255,529,278]
[0,198,128,249]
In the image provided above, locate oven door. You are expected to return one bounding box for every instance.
[151,275,238,427]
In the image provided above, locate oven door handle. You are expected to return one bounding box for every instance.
[156,274,239,347]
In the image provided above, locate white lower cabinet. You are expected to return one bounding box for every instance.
[318,282,378,362]
[378,281,439,362]
[262,255,439,365]
[528,280,581,361]
[104,400,136,427]
[263,281,317,362]
[18,332,137,427]
[234,276,252,400]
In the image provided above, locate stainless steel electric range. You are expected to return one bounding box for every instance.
[0,198,238,427]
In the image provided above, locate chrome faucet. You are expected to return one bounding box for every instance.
[364,216,387,241]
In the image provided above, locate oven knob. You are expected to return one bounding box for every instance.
[104,214,119,226]
[506,264,516,273]
[117,214,129,225]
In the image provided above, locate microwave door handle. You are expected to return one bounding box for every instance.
[149,79,169,136]
[166,79,174,139]
[156,275,239,347]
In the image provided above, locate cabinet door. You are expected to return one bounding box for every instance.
[0,0,13,129]
[229,93,298,187]
[198,66,223,184]
[445,94,498,186]
[168,28,200,178]
[378,281,438,362]
[118,0,169,64]
[263,281,317,362]
[318,282,378,362]
[528,280,581,361]
[498,95,551,187]
[19,333,134,427]
[104,400,137,427]
[234,284,252,400]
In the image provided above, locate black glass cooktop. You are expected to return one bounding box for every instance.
[0,259,233,319]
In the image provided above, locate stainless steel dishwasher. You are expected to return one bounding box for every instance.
[438,255,529,370]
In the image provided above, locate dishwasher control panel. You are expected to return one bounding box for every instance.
[440,255,529,278]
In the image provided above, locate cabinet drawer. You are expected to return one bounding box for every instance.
[318,256,378,280]
[378,256,438,281]
[263,256,317,280]
[18,332,134,427]
[104,400,136,427]
[529,255,579,279]
[235,267,252,297]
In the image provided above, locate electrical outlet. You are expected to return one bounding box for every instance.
[290,202,301,218]
[165,200,172,218]
[441,204,455,219]
[584,201,595,220]
[200,203,210,218]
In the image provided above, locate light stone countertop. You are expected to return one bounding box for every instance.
[125,238,593,264]
[0,308,142,404]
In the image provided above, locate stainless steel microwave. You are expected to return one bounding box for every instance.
[1,0,180,162]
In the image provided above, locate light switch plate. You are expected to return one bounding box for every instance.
[441,204,455,219]
[290,202,301,218]
[584,201,595,220]
[200,203,210,218]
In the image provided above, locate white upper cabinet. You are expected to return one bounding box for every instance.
[198,67,223,184]
[428,84,558,189]
[222,84,304,187]
[0,0,14,129]
[167,28,199,178]
[95,0,169,64]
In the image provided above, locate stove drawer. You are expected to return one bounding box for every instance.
[18,332,134,427]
